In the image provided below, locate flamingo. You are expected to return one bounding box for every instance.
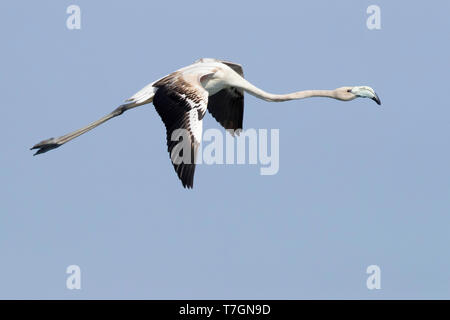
[31,58,381,188]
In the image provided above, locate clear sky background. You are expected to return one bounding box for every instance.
[1,0,449,299]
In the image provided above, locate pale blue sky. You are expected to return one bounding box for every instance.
[1,0,449,299]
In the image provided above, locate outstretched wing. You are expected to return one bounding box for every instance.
[152,73,209,189]
[207,60,245,132]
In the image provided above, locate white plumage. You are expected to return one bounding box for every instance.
[31,58,380,188]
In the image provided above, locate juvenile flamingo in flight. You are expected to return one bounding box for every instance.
[31,58,381,188]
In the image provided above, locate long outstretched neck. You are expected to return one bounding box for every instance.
[235,77,338,102]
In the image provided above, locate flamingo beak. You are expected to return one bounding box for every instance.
[351,86,381,106]
[371,92,381,105]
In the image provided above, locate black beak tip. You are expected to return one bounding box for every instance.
[372,94,381,106]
